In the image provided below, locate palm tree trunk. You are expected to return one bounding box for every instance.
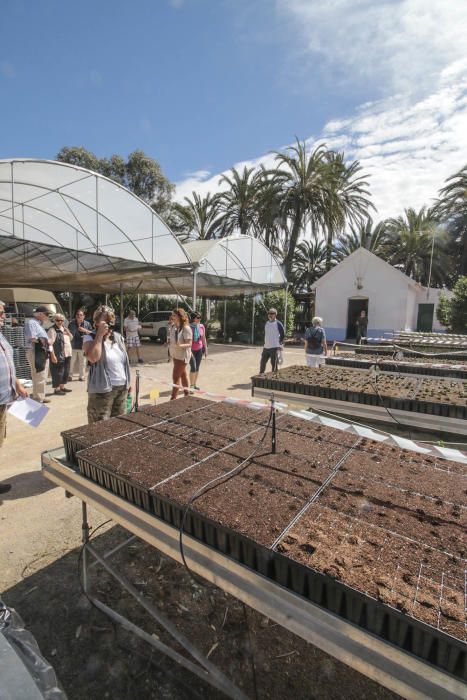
[284,207,302,280]
[325,228,333,271]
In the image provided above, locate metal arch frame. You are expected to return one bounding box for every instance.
[41,448,466,700]
[0,159,191,267]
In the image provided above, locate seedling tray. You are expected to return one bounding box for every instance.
[326,356,467,380]
[356,346,467,360]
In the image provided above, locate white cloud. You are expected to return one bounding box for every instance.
[175,59,467,219]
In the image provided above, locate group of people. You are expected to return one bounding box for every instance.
[167,309,208,400]
[259,308,328,372]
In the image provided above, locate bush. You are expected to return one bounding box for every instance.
[215,290,295,344]
[440,277,467,333]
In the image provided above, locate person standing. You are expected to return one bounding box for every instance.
[47,314,73,396]
[83,305,131,423]
[189,311,208,390]
[356,309,368,345]
[24,305,53,404]
[259,308,284,373]
[123,310,144,365]
[0,300,29,493]
[68,309,92,381]
[168,308,192,400]
[304,316,327,368]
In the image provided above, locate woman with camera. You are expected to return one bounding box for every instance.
[83,305,131,423]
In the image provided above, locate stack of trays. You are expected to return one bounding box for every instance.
[61,397,467,682]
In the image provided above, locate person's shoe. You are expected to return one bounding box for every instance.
[62,388,72,393]
[79,377,85,381]
[194,385,201,390]
[68,376,73,381]
[0,483,11,494]
[54,390,66,396]
[138,358,144,364]
[41,398,51,404]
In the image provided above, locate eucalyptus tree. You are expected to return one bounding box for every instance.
[332,218,389,262]
[217,166,259,237]
[384,207,447,286]
[169,191,223,241]
[321,151,373,271]
[434,164,467,276]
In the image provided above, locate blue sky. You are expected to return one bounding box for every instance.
[2,0,467,218]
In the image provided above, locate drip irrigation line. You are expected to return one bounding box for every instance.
[178,402,275,586]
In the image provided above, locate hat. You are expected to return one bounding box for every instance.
[268,308,277,314]
[34,305,49,314]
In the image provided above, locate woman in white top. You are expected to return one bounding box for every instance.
[123,310,143,365]
[83,305,131,423]
[168,308,192,400]
[48,313,73,395]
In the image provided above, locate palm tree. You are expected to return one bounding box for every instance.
[251,167,283,251]
[332,218,389,262]
[217,166,258,237]
[291,239,327,291]
[274,140,329,280]
[321,151,374,271]
[170,192,223,241]
[434,165,467,276]
[384,207,447,286]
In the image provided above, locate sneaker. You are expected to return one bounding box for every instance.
[68,377,73,381]
[54,390,66,396]
[41,398,51,404]
[138,358,144,364]
[0,483,11,494]
[62,388,72,393]
[194,385,200,390]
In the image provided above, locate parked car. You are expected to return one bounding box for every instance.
[139,311,171,342]
[0,287,65,329]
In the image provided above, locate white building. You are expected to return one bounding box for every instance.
[311,247,449,341]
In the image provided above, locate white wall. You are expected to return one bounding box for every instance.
[414,287,452,332]
[314,255,413,340]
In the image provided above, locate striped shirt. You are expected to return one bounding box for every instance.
[24,317,50,349]
[0,331,16,405]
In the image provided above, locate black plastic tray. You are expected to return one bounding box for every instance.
[356,346,467,360]
[251,375,466,420]
[76,453,152,512]
[325,356,467,380]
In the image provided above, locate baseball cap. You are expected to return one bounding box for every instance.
[34,305,49,314]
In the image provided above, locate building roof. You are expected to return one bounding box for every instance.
[311,247,421,291]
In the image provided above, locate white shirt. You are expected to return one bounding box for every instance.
[83,335,127,386]
[124,317,141,338]
[264,320,281,349]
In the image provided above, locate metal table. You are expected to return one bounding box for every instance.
[42,447,467,700]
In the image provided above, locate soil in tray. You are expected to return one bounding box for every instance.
[318,469,466,558]
[61,417,141,456]
[274,415,357,448]
[138,396,213,418]
[174,410,261,440]
[77,437,198,487]
[343,447,467,502]
[276,502,466,641]
[208,401,272,425]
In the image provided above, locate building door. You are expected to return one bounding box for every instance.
[417,303,434,332]
[346,298,368,339]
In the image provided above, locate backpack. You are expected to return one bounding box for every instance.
[308,328,323,349]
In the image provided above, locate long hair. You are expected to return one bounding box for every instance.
[172,308,189,326]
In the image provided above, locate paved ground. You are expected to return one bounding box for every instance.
[0,342,399,699]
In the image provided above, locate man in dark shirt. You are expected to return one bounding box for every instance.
[68,308,92,381]
[356,310,368,345]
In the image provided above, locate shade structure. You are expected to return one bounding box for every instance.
[0,160,286,297]
[0,159,191,291]
[155,236,287,297]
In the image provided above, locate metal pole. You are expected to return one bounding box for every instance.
[251,295,255,345]
[271,394,276,454]
[427,231,435,296]
[192,267,198,311]
[81,501,90,594]
[223,299,227,341]
[120,283,124,332]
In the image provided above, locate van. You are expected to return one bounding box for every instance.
[0,288,65,326]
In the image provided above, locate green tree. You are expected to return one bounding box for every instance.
[435,276,467,332]
[56,146,174,214]
[435,164,467,276]
[384,207,448,286]
[217,166,258,237]
[215,289,295,343]
[291,239,327,292]
[169,191,223,241]
[252,168,283,251]
[332,218,388,262]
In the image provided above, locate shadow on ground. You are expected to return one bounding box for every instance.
[0,470,57,501]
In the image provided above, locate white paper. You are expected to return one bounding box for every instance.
[8,397,49,428]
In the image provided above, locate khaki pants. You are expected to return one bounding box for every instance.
[70,348,86,379]
[26,347,49,402]
[0,405,7,448]
[87,385,127,424]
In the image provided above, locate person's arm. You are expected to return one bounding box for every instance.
[277,320,285,345]
[63,326,73,339]
[177,327,192,348]
[47,328,58,364]
[202,325,208,356]
[15,378,28,399]
[24,319,37,344]
[83,322,108,363]
[322,331,328,356]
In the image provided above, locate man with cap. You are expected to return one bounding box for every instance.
[24,305,53,403]
[0,299,28,494]
[260,308,285,373]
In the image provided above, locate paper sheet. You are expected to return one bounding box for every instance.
[8,398,49,428]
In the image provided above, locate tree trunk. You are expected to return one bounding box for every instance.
[284,207,302,280]
[325,228,333,271]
